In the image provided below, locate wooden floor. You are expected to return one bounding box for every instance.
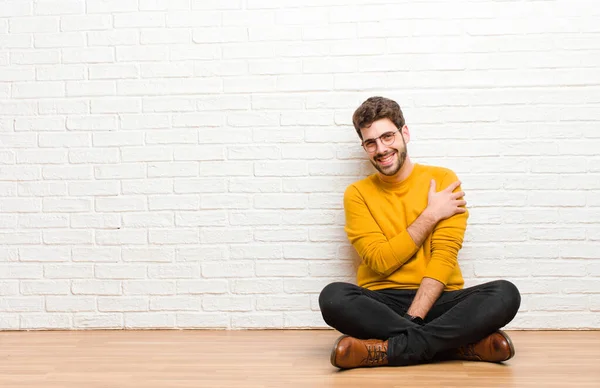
[0,330,598,388]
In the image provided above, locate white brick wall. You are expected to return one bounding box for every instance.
[0,0,598,331]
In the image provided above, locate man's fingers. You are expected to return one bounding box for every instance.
[452,191,465,199]
[457,200,467,207]
[429,179,437,196]
[445,180,461,192]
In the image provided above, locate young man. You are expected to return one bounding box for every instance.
[319,96,521,369]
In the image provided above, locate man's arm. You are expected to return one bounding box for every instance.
[407,174,468,320]
[406,277,444,319]
[344,179,466,277]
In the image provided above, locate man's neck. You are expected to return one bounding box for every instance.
[377,158,414,185]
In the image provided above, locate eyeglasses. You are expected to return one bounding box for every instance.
[361,131,399,153]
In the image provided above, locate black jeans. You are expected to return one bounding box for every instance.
[319,280,521,366]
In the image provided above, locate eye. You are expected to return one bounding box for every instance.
[364,140,376,148]
[381,132,395,141]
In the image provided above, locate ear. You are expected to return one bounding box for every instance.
[401,125,410,144]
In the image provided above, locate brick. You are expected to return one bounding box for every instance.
[174,178,225,194]
[177,280,229,294]
[0,166,41,181]
[124,280,175,295]
[0,281,19,295]
[284,311,326,328]
[34,32,84,48]
[36,65,84,80]
[176,211,227,227]
[95,164,145,179]
[121,146,172,162]
[43,165,93,181]
[63,47,115,64]
[203,295,252,312]
[256,295,309,311]
[201,228,252,244]
[176,246,228,261]
[72,247,120,262]
[202,261,254,278]
[122,179,173,195]
[39,132,90,148]
[254,194,307,209]
[150,296,200,311]
[74,313,123,329]
[19,247,70,262]
[114,13,165,28]
[88,30,138,46]
[10,16,59,33]
[229,245,282,260]
[256,262,309,277]
[0,264,43,279]
[228,178,281,193]
[69,181,119,196]
[12,82,64,98]
[38,99,88,114]
[122,213,173,229]
[44,264,92,279]
[43,198,92,212]
[125,313,175,328]
[229,211,281,226]
[232,279,283,294]
[17,182,67,197]
[95,230,148,245]
[232,313,283,328]
[98,297,148,312]
[177,313,230,328]
[149,229,200,244]
[11,50,59,64]
[254,228,307,242]
[148,263,200,279]
[87,0,138,13]
[20,280,70,295]
[43,230,94,245]
[149,195,199,210]
[46,297,95,312]
[21,314,70,329]
[0,198,41,213]
[60,14,112,31]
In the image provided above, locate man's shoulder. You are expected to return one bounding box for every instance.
[417,163,458,179]
[344,174,378,196]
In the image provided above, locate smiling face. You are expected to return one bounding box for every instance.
[360,118,410,178]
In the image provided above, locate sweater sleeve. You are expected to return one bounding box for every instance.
[424,170,469,285]
[343,185,419,276]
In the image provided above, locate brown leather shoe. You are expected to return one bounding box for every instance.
[330,335,389,369]
[453,330,515,362]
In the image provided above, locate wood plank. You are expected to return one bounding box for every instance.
[0,330,598,387]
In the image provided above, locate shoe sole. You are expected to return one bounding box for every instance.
[330,335,349,368]
[497,330,516,361]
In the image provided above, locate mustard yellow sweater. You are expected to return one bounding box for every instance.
[343,163,468,291]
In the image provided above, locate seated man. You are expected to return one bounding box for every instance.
[319,96,521,369]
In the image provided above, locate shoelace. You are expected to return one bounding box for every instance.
[456,345,481,360]
[363,343,388,365]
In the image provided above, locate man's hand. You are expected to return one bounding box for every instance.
[424,180,466,223]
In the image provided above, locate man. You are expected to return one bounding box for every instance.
[319,96,521,369]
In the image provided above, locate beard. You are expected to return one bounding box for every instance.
[370,137,408,176]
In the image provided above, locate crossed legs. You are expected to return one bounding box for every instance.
[319,280,521,366]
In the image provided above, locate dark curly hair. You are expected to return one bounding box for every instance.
[352,97,405,139]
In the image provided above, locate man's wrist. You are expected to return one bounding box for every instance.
[422,208,439,224]
[404,313,425,326]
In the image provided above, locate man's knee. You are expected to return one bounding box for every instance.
[318,282,353,322]
[492,280,521,320]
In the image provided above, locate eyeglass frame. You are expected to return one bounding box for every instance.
[361,130,400,153]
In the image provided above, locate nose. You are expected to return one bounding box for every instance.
[374,138,388,154]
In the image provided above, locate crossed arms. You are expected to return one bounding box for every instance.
[344,173,468,320]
